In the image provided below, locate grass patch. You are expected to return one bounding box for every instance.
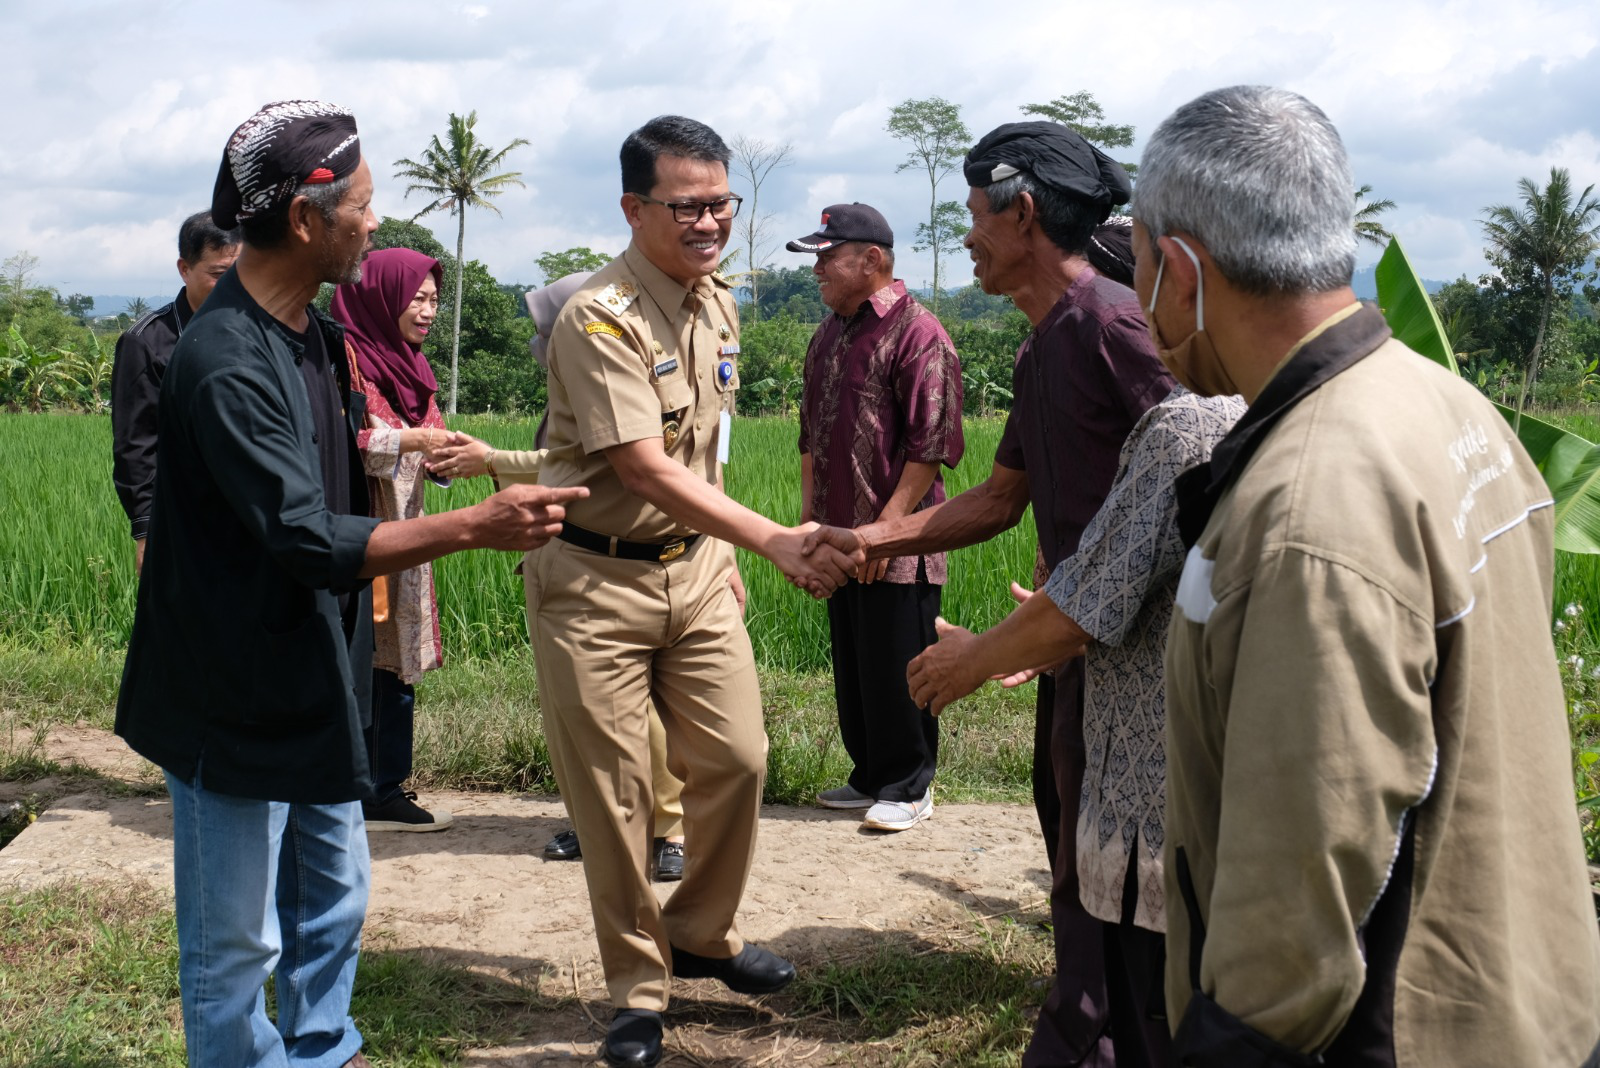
[788,916,1054,1066]
[0,882,563,1068]
[0,633,1034,807]
[0,880,1052,1067]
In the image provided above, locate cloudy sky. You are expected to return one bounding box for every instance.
[6,0,1598,301]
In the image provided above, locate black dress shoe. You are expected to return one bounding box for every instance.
[543,828,580,860]
[671,942,795,995]
[652,838,684,882]
[603,1008,662,1067]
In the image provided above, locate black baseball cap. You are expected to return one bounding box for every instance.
[786,203,894,252]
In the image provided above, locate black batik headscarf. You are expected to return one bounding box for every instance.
[211,100,361,229]
[963,121,1132,222]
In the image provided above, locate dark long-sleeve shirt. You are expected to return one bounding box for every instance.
[110,289,194,540]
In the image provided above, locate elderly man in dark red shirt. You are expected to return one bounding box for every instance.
[807,127,1175,1066]
[790,203,964,833]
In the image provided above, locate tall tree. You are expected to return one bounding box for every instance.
[729,135,793,320]
[394,111,529,413]
[1355,185,1396,248]
[1020,90,1136,173]
[886,97,971,316]
[123,296,151,321]
[2,251,40,320]
[536,247,611,284]
[1020,90,1134,148]
[912,200,971,304]
[1481,166,1600,421]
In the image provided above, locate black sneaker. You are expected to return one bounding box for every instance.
[652,838,684,882]
[364,791,453,833]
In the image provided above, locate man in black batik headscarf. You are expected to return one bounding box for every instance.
[807,120,1175,1067]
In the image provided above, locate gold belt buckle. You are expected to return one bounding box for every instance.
[658,539,687,562]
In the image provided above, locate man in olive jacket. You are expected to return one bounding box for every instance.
[115,100,584,1068]
[1134,85,1600,1067]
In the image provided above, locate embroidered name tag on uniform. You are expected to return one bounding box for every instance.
[719,343,740,356]
[1174,544,1217,624]
[653,357,679,376]
[596,282,637,312]
[585,321,623,339]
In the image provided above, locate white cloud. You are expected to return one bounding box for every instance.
[5,0,1599,298]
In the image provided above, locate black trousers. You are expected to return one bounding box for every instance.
[364,668,414,808]
[825,573,941,803]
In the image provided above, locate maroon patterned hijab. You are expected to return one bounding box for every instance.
[330,247,442,425]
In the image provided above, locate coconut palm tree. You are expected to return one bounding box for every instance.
[1481,167,1600,422]
[394,111,529,413]
[1354,185,1396,248]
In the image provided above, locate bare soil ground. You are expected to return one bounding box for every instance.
[1,724,1053,1066]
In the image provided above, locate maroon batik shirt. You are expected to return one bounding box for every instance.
[798,280,965,584]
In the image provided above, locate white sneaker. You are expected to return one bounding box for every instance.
[862,789,932,831]
[816,784,875,809]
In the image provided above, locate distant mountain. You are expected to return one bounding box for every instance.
[88,295,173,319]
[1351,265,1446,301]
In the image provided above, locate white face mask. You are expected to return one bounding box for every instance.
[1145,236,1238,398]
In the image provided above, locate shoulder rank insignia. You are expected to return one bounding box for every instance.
[585,321,623,339]
[597,281,637,312]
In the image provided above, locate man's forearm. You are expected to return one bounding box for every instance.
[861,470,1027,559]
[970,588,1090,678]
[359,510,475,577]
[877,460,939,522]
[612,441,786,557]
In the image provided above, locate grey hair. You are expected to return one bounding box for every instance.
[299,174,352,225]
[1134,86,1356,295]
[983,170,1104,256]
[238,174,353,249]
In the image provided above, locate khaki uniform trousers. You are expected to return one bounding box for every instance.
[646,707,684,838]
[527,534,765,1010]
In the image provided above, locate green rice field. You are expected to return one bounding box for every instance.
[0,411,1032,675]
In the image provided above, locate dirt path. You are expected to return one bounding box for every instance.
[2,725,1052,1065]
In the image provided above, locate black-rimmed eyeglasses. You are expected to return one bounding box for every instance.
[633,193,744,224]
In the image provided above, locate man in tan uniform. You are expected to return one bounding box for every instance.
[1134,85,1600,1065]
[527,114,857,1068]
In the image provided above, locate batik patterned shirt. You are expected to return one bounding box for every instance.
[1044,386,1245,931]
[798,280,964,584]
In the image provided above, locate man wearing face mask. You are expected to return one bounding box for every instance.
[1137,86,1600,1065]
[806,122,1176,1066]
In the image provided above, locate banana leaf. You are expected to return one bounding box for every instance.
[1374,237,1600,553]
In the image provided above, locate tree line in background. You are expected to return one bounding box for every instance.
[4,102,1596,422]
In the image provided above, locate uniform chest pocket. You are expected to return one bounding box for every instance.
[652,374,694,417]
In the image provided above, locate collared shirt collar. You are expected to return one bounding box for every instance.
[173,287,195,334]
[863,279,907,319]
[622,242,715,317]
[1257,301,1363,393]
[1174,301,1391,548]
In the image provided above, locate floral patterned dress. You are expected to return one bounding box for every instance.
[349,346,447,685]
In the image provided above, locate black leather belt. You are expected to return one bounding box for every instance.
[557,522,699,562]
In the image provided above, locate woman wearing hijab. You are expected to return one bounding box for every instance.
[430,271,690,880]
[331,246,454,832]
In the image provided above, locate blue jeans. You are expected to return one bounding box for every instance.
[165,769,369,1068]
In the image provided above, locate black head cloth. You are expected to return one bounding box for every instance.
[212,100,361,229]
[963,121,1132,220]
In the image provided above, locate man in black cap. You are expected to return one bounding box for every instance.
[806,122,1176,1066]
[115,99,585,1068]
[788,203,964,833]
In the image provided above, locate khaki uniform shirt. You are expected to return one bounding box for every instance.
[1164,325,1600,1063]
[538,243,739,540]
